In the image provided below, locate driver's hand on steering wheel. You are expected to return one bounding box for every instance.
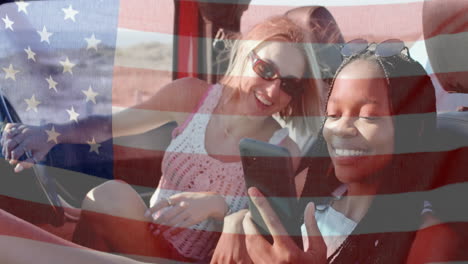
[1,123,55,172]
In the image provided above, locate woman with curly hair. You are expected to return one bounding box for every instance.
[240,40,458,264]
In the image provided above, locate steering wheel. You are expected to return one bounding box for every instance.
[0,93,64,226]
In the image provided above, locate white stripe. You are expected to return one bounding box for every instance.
[245,181,468,236]
[411,32,468,74]
[117,28,173,47]
[424,32,468,74]
[0,164,154,208]
[115,28,173,71]
[114,28,468,75]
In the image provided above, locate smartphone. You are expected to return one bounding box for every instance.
[239,138,301,246]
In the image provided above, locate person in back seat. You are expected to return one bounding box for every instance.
[422,1,468,261]
[422,0,468,110]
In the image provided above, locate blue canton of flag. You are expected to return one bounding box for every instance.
[0,0,120,179]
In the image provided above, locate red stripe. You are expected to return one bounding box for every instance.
[118,1,426,43]
[0,209,79,248]
[1,206,467,262]
[175,1,199,79]
[0,195,63,226]
[113,145,165,187]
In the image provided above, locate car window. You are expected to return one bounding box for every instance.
[0,1,172,181]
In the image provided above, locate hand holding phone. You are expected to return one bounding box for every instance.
[239,138,301,246]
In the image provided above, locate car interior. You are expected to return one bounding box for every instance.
[0,0,467,246]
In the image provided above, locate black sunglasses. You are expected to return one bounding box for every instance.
[341,38,409,58]
[249,51,304,98]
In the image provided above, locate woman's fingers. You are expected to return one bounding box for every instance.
[159,206,187,226]
[15,159,35,173]
[152,205,191,236]
[1,125,19,149]
[153,203,185,226]
[3,123,18,138]
[242,212,260,236]
[3,127,28,161]
[3,138,19,159]
[9,146,45,172]
[243,212,272,260]
[166,213,193,235]
[151,194,190,225]
[148,192,219,236]
[247,187,289,239]
[304,202,327,259]
[223,209,248,233]
[210,209,251,264]
[3,128,25,159]
[145,199,171,218]
[8,142,26,162]
[304,202,321,239]
[4,124,26,141]
[9,145,25,161]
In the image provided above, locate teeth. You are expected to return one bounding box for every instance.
[334,148,367,157]
[255,93,272,106]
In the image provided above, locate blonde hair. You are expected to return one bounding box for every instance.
[219,16,323,135]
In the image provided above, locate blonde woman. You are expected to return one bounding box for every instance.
[1,16,323,262]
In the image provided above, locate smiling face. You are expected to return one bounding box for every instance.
[323,59,394,185]
[239,41,306,117]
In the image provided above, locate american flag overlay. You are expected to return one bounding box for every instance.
[0,0,466,263]
[0,0,118,178]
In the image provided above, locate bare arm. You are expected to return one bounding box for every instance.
[111,77,208,138]
[2,78,209,171]
[59,77,209,142]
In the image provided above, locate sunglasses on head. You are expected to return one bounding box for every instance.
[341,38,410,58]
[249,51,304,98]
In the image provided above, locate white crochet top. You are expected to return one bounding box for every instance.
[149,84,250,260]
